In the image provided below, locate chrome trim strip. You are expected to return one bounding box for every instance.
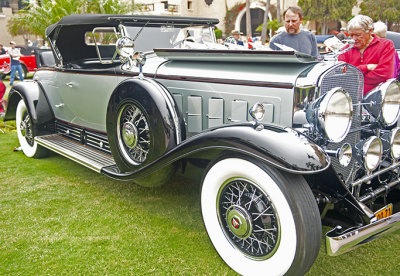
[326,211,400,256]
[35,134,115,173]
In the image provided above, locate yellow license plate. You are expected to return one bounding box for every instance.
[374,204,393,220]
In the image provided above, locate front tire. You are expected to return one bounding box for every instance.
[201,158,321,276]
[16,99,47,158]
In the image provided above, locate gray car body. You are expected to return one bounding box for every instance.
[34,54,311,133]
[5,14,400,274]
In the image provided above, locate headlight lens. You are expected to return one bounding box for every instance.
[363,79,400,127]
[391,128,400,159]
[308,87,353,143]
[363,136,383,171]
[382,81,400,126]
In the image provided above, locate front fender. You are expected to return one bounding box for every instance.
[106,77,185,172]
[102,123,330,181]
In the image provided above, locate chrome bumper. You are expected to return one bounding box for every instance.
[326,211,400,256]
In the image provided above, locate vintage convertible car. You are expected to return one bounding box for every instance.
[4,14,400,275]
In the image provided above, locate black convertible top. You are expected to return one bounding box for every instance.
[46,14,219,37]
[45,14,219,65]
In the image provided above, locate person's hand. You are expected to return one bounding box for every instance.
[367,64,378,71]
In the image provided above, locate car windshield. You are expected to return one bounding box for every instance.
[124,25,215,51]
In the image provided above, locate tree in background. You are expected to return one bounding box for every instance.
[360,0,400,31]
[260,0,271,45]
[7,16,34,43]
[223,3,245,37]
[8,0,135,42]
[298,0,356,34]
[245,0,252,37]
[276,0,281,23]
[257,19,282,43]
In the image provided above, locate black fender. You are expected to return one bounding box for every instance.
[102,123,331,181]
[106,77,185,172]
[5,81,55,136]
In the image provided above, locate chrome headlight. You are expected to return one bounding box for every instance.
[326,143,352,167]
[116,36,135,58]
[306,87,353,143]
[355,136,383,171]
[249,103,265,121]
[381,128,400,160]
[391,128,400,159]
[338,143,352,167]
[363,79,400,126]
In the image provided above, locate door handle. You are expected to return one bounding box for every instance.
[66,82,73,87]
[55,103,64,108]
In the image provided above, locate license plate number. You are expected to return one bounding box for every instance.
[374,204,393,220]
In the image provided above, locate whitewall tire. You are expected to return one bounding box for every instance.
[16,99,47,158]
[201,158,321,276]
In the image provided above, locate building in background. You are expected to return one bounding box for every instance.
[0,1,37,46]
[0,0,364,46]
[134,0,297,35]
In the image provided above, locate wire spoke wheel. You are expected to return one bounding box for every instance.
[21,110,34,146]
[201,157,322,275]
[218,178,280,259]
[117,102,150,165]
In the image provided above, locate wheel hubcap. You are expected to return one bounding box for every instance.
[122,122,138,148]
[20,121,27,137]
[117,103,150,165]
[226,205,252,239]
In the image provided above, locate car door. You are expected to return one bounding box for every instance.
[56,69,119,133]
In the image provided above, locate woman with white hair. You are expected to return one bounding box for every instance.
[339,15,395,95]
[373,21,400,80]
[373,21,387,38]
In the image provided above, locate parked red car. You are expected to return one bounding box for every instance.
[0,46,39,79]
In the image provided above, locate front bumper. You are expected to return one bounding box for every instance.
[326,211,400,256]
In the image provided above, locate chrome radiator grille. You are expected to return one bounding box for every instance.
[319,64,363,186]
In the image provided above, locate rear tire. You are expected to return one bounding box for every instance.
[16,99,47,158]
[201,157,321,276]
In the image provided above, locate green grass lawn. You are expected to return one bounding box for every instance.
[1,132,400,275]
[1,75,400,274]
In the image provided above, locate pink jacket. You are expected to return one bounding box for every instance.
[339,35,395,95]
[394,51,400,79]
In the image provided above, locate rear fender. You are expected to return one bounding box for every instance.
[5,81,55,136]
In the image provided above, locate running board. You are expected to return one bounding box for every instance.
[35,134,116,173]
